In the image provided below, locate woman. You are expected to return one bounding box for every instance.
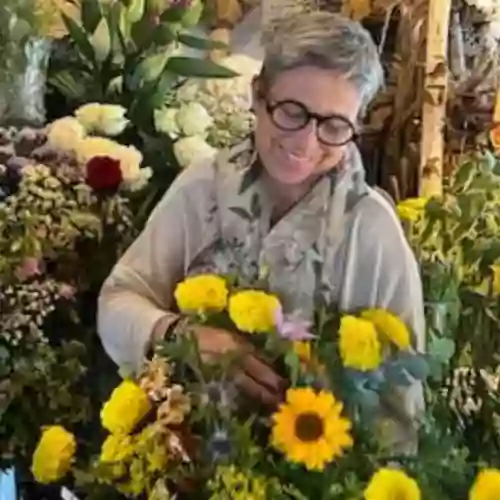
[98,11,425,454]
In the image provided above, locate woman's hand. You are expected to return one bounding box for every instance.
[191,325,284,406]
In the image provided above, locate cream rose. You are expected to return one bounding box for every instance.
[176,102,213,136]
[154,107,180,138]
[46,117,86,152]
[75,103,129,136]
[76,136,144,185]
[173,136,217,168]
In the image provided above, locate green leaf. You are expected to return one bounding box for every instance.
[81,0,102,33]
[62,13,97,65]
[398,353,430,381]
[0,346,10,377]
[149,70,178,108]
[160,5,186,23]
[165,56,238,78]
[130,51,171,90]
[429,335,456,363]
[177,33,228,51]
[284,351,301,386]
[126,0,146,23]
[48,71,87,100]
[383,361,414,387]
[153,24,177,46]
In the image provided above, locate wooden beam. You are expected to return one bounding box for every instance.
[419,0,452,197]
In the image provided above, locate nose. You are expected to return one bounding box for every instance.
[290,120,319,152]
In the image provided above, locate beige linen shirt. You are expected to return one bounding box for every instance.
[98,139,425,453]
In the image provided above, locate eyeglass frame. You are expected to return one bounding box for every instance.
[258,94,359,147]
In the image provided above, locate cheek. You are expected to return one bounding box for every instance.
[318,146,347,170]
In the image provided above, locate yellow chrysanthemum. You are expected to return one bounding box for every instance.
[361,308,411,350]
[31,426,76,484]
[271,387,353,471]
[339,316,382,371]
[469,468,500,500]
[229,290,281,334]
[174,274,229,314]
[364,468,421,500]
[101,380,152,435]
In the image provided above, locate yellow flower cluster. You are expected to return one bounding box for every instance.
[174,274,281,334]
[271,387,353,471]
[174,274,229,314]
[229,290,280,334]
[396,197,428,222]
[31,426,76,484]
[469,468,500,500]
[101,380,152,434]
[339,309,412,371]
[339,316,382,371]
[208,465,269,500]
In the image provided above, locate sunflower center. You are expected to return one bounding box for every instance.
[294,412,324,442]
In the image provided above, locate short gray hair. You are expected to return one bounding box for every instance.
[260,11,384,114]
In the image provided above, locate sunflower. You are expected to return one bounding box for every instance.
[271,387,353,471]
[364,468,421,500]
[361,308,411,350]
[469,468,500,500]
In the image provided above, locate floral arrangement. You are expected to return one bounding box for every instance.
[154,54,258,168]
[0,103,150,474]
[397,151,500,464]
[31,269,500,499]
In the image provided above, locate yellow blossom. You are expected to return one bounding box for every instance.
[136,424,169,472]
[339,316,382,371]
[271,387,353,471]
[293,341,326,376]
[75,103,129,136]
[396,197,427,222]
[101,380,152,434]
[46,117,86,152]
[31,426,76,484]
[174,274,228,314]
[361,308,411,350]
[469,468,500,500]
[228,290,281,334]
[364,468,421,500]
[490,124,500,151]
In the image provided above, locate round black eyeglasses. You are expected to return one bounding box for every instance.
[264,99,357,146]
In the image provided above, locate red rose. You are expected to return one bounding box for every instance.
[85,155,123,192]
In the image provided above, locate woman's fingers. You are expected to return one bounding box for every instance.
[233,371,278,406]
[243,353,284,393]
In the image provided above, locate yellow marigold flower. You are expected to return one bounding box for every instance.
[364,468,421,500]
[101,380,152,434]
[490,124,500,151]
[271,387,353,471]
[174,274,229,314]
[31,426,76,484]
[469,468,500,500]
[229,290,280,334]
[339,316,382,371]
[396,197,427,222]
[361,308,411,350]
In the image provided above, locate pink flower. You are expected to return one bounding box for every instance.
[15,257,40,281]
[274,306,315,341]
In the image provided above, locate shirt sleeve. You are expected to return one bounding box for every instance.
[97,164,212,374]
[338,188,426,455]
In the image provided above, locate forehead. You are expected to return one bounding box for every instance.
[267,66,361,119]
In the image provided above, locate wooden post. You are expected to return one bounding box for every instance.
[419,0,452,197]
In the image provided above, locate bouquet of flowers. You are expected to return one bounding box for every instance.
[154,54,258,168]
[34,269,500,499]
[0,103,150,473]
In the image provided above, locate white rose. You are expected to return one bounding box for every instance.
[173,136,217,168]
[75,103,129,136]
[154,107,180,138]
[176,102,213,136]
[114,144,143,183]
[47,117,86,152]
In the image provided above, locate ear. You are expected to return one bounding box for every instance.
[250,76,260,111]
